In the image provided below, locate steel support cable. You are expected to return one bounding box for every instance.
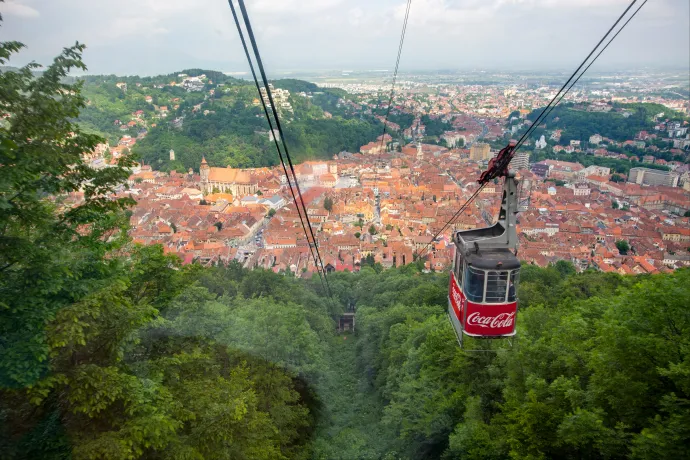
[374,0,413,195]
[514,0,638,151]
[235,0,333,296]
[380,0,413,146]
[419,0,641,259]
[526,0,648,142]
[228,0,325,289]
[417,183,486,258]
[227,0,327,291]
[504,0,644,236]
[229,1,326,290]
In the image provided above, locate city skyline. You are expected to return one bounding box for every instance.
[1,0,688,76]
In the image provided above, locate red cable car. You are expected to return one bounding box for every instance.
[448,141,521,348]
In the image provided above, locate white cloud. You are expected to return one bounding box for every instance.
[121,0,204,15]
[395,0,639,29]
[349,7,369,28]
[0,0,686,74]
[252,0,345,15]
[107,17,162,39]
[396,0,500,27]
[0,0,39,18]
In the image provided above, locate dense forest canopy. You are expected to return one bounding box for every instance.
[528,149,673,174]
[421,114,453,137]
[526,102,688,145]
[1,41,689,460]
[340,263,690,460]
[270,79,349,100]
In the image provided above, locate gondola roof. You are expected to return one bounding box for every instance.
[465,249,520,271]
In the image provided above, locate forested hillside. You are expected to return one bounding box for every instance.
[345,263,690,459]
[77,70,379,172]
[526,102,688,145]
[0,42,329,459]
[528,149,674,175]
[2,39,689,460]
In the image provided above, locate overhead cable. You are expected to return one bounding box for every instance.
[515,0,638,151]
[374,0,413,195]
[527,0,648,139]
[419,0,642,259]
[417,184,486,258]
[227,0,329,293]
[235,0,333,295]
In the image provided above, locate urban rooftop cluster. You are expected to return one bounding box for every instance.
[74,70,690,276]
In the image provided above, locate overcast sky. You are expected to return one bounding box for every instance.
[1,0,688,76]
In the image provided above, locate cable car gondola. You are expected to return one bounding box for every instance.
[448,141,521,348]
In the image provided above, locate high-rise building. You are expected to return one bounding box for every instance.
[470,143,491,161]
[628,167,680,187]
[510,151,529,170]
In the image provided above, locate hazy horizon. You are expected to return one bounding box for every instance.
[3,65,689,81]
[1,0,688,78]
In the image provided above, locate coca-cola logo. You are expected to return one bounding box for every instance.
[466,312,515,329]
[451,282,463,310]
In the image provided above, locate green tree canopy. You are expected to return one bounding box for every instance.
[1,34,689,460]
[616,240,630,254]
[0,41,135,387]
[0,41,323,460]
[324,196,333,212]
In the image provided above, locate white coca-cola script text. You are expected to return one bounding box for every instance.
[466,312,515,329]
[451,282,463,312]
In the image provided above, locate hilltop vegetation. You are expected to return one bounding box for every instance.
[526,102,688,145]
[76,70,241,142]
[76,70,380,172]
[2,41,689,460]
[346,263,690,460]
[529,149,674,175]
[0,43,328,459]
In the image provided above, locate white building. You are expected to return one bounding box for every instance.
[628,168,680,187]
[510,151,530,171]
[589,134,603,145]
[260,195,286,210]
[441,132,466,148]
[578,165,611,179]
[573,183,591,196]
[182,77,205,92]
[181,188,203,200]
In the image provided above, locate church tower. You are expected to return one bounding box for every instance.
[200,156,210,192]
[169,149,175,161]
[416,142,423,161]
